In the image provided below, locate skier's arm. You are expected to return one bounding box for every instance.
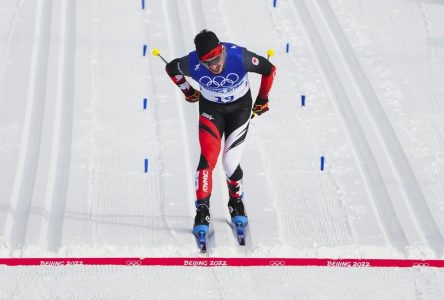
[165,56,200,102]
[242,49,277,117]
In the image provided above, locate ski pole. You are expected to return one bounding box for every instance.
[266,48,275,60]
[151,48,168,64]
[252,48,275,119]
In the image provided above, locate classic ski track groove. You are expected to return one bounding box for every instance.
[41,0,75,252]
[4,0,53,252]
[290,0,412,253]
[161,0,224,249]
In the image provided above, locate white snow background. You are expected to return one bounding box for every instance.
[1,0,444,298]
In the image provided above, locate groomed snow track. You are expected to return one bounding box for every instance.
[290,0,443,257]
[2,0,75,254]
[0,0,443,259]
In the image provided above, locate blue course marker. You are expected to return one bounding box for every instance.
[142,0,145,10]
[143,98,148,110]
[320,156,325,171]
[273,0,277,7]
[301,95,306,106]
[143,44,147,56]
[144,158,149,173]
[286,43,290,53]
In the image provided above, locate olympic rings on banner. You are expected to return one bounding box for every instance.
[126,260,142,266]
[413,262,430,267]
[270,261,286,266]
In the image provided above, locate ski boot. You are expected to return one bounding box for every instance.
[227,179,248,226]
[193,204,210,252]
[228,197,248,245]
[228,197,248,226]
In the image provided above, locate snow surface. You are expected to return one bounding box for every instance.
[1,0,444,298]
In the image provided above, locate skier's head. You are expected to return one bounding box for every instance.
[194,29,226,74]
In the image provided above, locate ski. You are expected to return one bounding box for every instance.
[193,225,209,253]
[196,231,207,253]
[231,215,248,246]
[235,222,246,245]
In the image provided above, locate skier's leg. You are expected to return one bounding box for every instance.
[222,92,252,221]
[195,101,225,208]
[227,166,243,198]
[226,166,247,221]
[223,129,248,220]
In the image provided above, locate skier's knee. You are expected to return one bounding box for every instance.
[227,165,243,181]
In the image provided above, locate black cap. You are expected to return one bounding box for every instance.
[194,30,220,60]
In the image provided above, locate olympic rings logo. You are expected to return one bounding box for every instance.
[270,261,286,266]
[413,263,430,267]
[199,73,239,88]
[126,260,142,266]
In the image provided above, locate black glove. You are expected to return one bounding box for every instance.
[185,88,200,103]
[251,97,269,118]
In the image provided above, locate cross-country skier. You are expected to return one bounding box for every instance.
[165,30,276,238]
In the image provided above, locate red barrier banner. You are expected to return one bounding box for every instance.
[0,257,443,267]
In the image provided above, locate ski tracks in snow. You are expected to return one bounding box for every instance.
[139,0,201,250]
[3,0,75,254]
[291,0,443,256]
[2,0,442,258]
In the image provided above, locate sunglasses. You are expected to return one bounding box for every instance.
[201,46,226,69]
